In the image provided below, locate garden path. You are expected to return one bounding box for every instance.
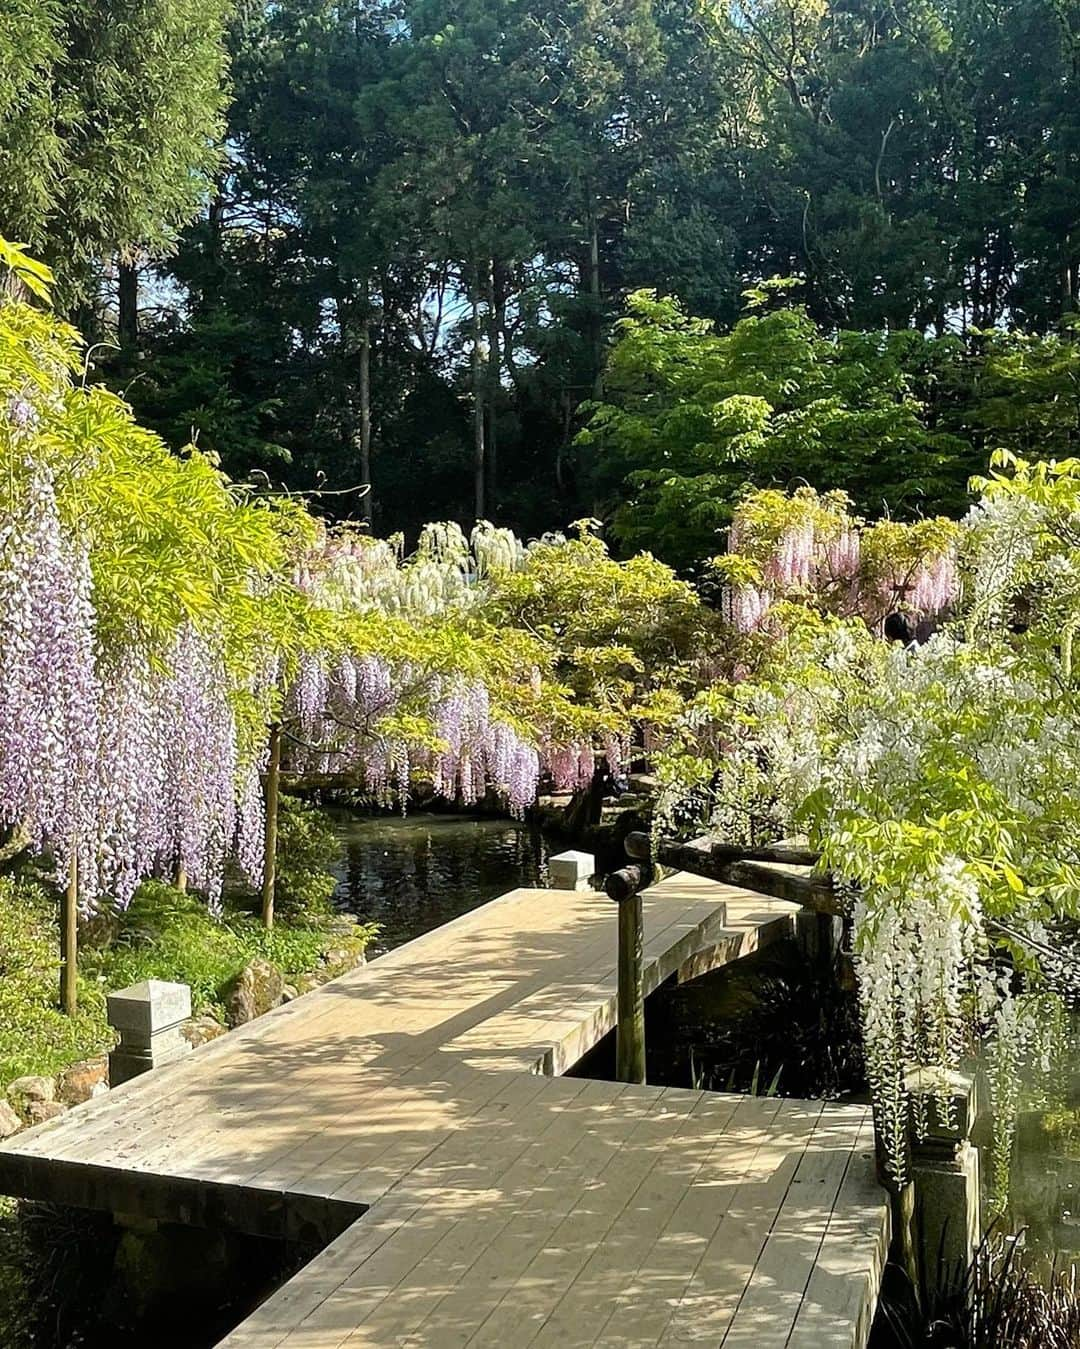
[0,871,888,1347]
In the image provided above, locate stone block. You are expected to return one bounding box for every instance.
[904,1065,978,1153]
[549,850,595,891]
[107,979,193,1085]
[107,979,191,1039]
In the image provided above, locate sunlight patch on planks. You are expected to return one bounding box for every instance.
[0,870,887,1346]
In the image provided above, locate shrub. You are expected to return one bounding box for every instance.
[272,796,342,919]
[85,881,368,1021]
[878,1228,1080,1349]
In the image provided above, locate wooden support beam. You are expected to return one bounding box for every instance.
[653,835,842,916]
[60,851,78,1015]
[604,862,654,902]
[690,841,823,867]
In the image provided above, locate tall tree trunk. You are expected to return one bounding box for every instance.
[588,203,603,398]
[472,289,486,519]
[261,722,282,930]
[486,260,501,506]
[60,851,78,1015]
[118,260,138,350]
[358,304,373,524]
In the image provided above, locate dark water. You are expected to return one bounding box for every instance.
[328,812,551,952]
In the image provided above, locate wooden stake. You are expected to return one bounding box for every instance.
[615,892,645,1084]
[60,850,78,1015]
[261,722,282,931]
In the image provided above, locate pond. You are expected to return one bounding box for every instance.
[327,811,552,952]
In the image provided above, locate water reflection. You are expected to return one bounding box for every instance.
[328,812,550,953]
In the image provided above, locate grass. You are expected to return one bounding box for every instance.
[0,873,110,1083]
[0,800,377,1086]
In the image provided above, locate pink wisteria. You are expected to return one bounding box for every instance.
[723,502,957,636]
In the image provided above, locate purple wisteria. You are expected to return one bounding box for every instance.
[0,467,253,913]
[69,627,246,913]
[282,651,543,816]
[0,464,99,892]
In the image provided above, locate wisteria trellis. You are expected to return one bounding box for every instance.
[721,490,958,634]
[0,463,592,915]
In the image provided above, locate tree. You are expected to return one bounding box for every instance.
[0,0,232,319]
[580,288,977,570]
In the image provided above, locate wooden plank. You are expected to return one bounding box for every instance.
[656,1098,825,1346]
[720,1102,858,1346]
[786,1117,890,1349]
[0,871,883,1349]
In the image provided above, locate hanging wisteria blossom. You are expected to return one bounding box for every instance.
[0,463,99,893]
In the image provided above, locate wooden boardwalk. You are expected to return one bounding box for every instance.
[0,872,889,1346]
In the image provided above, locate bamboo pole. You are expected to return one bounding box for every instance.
[261,722,282,930]
[60,850,78,1015]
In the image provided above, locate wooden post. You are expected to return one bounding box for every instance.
[261,722,282,931]
[60,849,78,1015]
[173,861,188,894]
[615,891,646,1084]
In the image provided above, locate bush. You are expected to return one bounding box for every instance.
[272,796,342,919]
[877,1228,1080,1349]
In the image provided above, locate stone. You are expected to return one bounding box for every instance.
[224,958,284,1027]
[107,979,191,1040]
[0,1100,21,1138]
[180,1014,227,1049]
[56,1056,108,1106]
[25,1099,67,1125]
[281,984,300,1003]
[549,850,596,892]
[7,1074,54,1108]
[108,979,193,1086]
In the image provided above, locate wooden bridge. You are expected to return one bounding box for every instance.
[0,870,889,1347]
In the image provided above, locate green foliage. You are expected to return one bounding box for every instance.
[0,840,370,1084]
[0,279,326,765]
[262,796,341,920]
[0,0,232,304]
[479,523,711,741]
[83,882,371,1022]
[581,290,976,570]
[0,875,108,1083]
